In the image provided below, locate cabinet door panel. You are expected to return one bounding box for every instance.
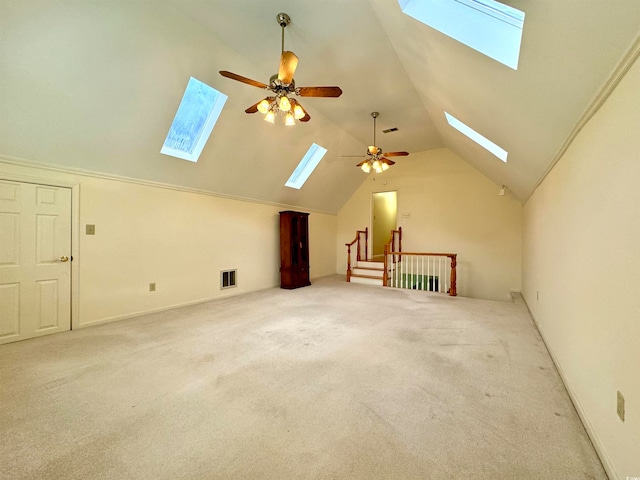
[279,211,310,289]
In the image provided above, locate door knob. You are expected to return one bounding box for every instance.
[59,256,69,262]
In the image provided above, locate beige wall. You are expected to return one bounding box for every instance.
[522,59,640,478]
[337,148,522,301]
[0,160,337,327]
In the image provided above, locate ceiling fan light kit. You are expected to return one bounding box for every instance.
[219,13,342,126]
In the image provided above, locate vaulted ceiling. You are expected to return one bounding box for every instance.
[1,1,639,213]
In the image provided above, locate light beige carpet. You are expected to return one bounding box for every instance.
[0,275,606,479]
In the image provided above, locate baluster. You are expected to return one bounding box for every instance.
[450,254,457,296]
[431,256,434,292]
[409,255,413,289]
[395,255,398,288]
[364,227,368,261]
[383,244,388,287]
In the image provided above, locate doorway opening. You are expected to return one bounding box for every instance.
[371,191,397,261]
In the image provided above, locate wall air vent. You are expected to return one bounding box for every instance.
[220,269,237,289]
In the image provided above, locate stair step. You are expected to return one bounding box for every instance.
[356,261,384,269]
[350,275,384,286]
[352,268,383,278]
[351,273,384,280]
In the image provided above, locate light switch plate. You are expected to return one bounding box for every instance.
[86,224,95,235]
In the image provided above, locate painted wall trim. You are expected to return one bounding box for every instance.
[520,295,617,480]
[0,154,337,216]
[527,34,640,204]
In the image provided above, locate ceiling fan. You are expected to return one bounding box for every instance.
[219,13,342,126]
[345,112,409,173]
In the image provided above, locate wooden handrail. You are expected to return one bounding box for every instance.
[345,235,358,247]
[345,228,368,281]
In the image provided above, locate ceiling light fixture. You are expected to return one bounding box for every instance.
[344,112,409,174]
[264,110,275,124]
[260,14,300,126]
[285,112,295,126]
[220,13,342,127]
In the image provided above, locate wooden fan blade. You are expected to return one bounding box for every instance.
[278,51,298,85]
[380,157,396,166]
[382,151,409,157]
[219,71,268,89]
[342,155,366,158]
[299,112,311,122]
[297,86,343,97]
[244,100,261,114]
[356,160,368,167]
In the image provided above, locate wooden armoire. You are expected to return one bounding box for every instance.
[279,211,310,289]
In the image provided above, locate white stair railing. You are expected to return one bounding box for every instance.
[384,249,457,296]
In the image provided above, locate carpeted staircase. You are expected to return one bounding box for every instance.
[349,259,385,286]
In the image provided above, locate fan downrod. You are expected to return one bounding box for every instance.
[277,13,291,54]
[371,112,379,147]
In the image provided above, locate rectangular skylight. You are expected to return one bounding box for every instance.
[399,0,525,70]
[285,143,327,189]
[445,112,507,162]
[161,77,227,162]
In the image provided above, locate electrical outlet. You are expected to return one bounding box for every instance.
[617,391,625,421]
[149,283,156,292]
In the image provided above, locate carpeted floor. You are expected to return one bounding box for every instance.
[0,275,606,479]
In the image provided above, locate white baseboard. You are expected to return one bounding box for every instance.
[75,277,337,329]
[75,284,280,329]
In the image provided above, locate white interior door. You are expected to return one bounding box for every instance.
[0,181,72,344]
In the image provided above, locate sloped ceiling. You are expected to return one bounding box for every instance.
[1,1,639,213]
